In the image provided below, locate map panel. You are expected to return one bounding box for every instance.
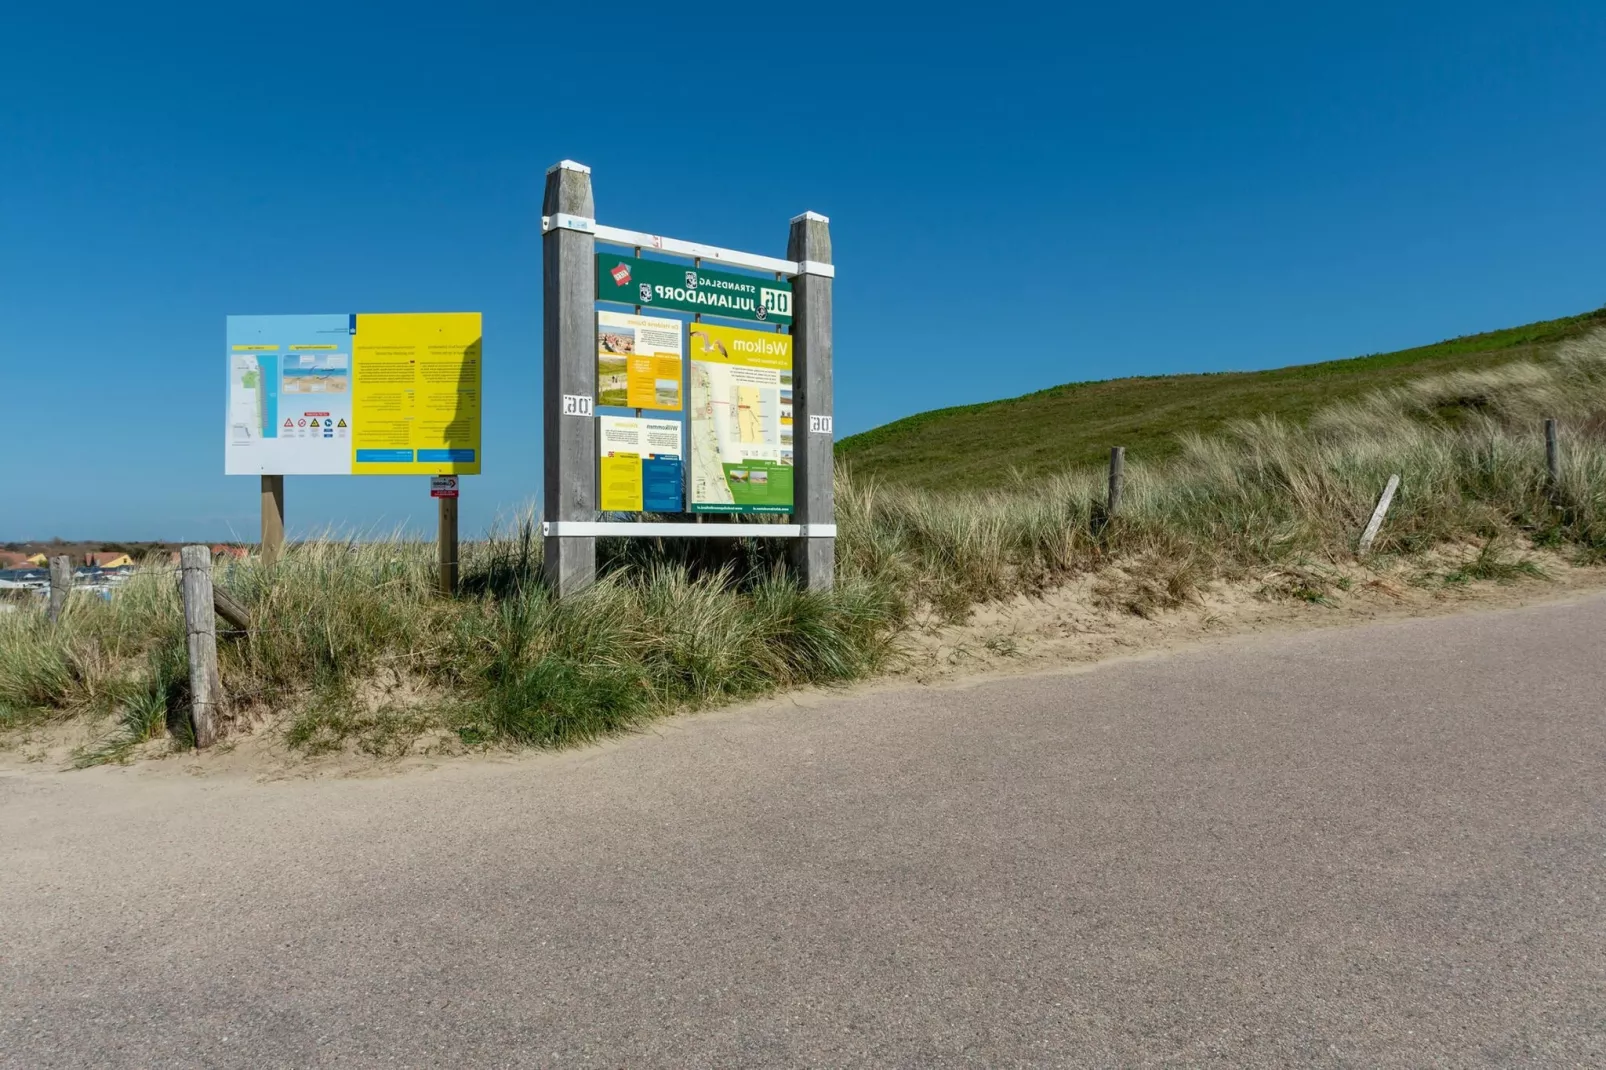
[687,323,793,514]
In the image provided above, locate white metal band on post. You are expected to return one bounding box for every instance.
[542,213,596,234]
[592,223,836,279]
[542,522,837,539]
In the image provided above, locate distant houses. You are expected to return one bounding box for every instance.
[0,546,253,574]
[83,552,134,569]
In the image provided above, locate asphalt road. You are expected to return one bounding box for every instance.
[4,596,1605,1068]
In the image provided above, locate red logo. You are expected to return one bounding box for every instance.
[610,262,631,286]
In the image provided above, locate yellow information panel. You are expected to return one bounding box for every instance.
[600,455,643,512]
[351,313,482,475]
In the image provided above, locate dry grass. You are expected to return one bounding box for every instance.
[5,331,1606,763]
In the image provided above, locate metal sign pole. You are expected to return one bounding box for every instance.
[542,160,598,595]
[788,212,835,591]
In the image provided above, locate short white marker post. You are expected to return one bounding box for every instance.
[1358,474,1401,556]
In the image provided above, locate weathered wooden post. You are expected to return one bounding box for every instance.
[1107,446,1126,517]
[1358,474,1401,556]
[47,555,72,622]
[179,545,223,748]
[438,493,459,596]
[261,474,285,565]
[1544,418,1560,488]
[789,211,835,591]
[542,160,598,595]
[212,585,252,634]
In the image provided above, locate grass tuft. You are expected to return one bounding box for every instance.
[7,328,1606,762]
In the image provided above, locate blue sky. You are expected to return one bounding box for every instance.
[3,2,1604,540]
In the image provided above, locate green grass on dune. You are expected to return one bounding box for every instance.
[839,308,1606,492]
[6,325,1606,765]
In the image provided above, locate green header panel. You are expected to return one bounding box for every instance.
[596,254,793,325]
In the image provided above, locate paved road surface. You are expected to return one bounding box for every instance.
[4,596,1605,1067]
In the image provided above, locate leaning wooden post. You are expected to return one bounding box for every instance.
[261,474,285,565]
[179,545,223,748]
[438,493,459,596]
[541,160,598,596]
[1107,446,1126,517]
[1358,474,1401,556]
[47,555,72,622]
[212,584,252,634]
[1544,418,1560,488]
[789,211,835,591]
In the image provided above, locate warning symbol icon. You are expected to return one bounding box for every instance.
[336,419,347,427]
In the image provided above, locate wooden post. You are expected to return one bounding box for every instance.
[47,555,72,623]
[212,585,251,633]
[542,159,598,595]
[1358,474,1401,556]
[261,474,285,565]
[179,545,223,748]
[1545,418,1560,487]
[438,493,459,596]
[788,211,835,591]
[1107,447,1126,517]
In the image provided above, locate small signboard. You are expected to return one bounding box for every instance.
[430,476,459,499]
[595,254,792,325]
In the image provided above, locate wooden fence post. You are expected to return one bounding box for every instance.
[47,555,72,622]
[212,585,252,633]
[1107,447,1126,517]
[1544,418,1560,488]
[1358,474,1401,556]
[179,545,223,748]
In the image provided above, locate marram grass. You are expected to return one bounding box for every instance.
[6,331,1606,761]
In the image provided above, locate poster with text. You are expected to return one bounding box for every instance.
[687,323,793,514]
[596,311,683,411]
[598,415,684,512]
[225,313,481,476]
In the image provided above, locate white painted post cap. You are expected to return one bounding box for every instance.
[546,159,592,175]
[790,210,830,224]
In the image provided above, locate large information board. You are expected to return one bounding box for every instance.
[687,323,794,514]
[225,313,481,476]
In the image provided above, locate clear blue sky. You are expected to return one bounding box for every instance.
[4,2,1604,541]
